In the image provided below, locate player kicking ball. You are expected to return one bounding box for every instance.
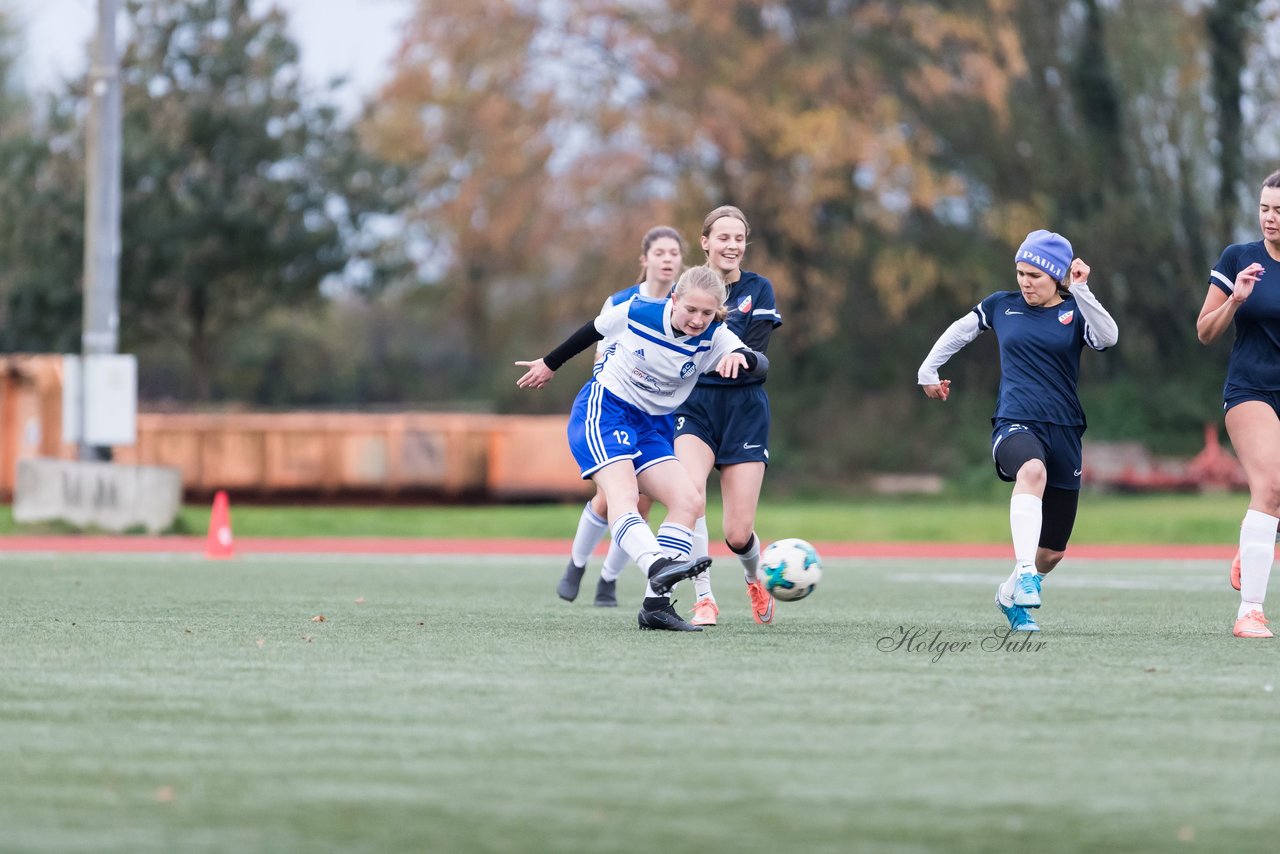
[516,266,769,631]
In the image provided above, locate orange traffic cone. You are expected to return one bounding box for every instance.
[206,490,234,559]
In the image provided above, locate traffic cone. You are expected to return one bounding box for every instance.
[205,490,234,559]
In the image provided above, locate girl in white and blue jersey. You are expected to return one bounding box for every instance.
[517,266,769,631]
[1197,170,1280,639]
[918,229,1119,633]
[556,226,685,608]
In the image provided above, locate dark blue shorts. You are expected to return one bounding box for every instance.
[991,419,1083,490]
[1224,384,1280,416]
[675,383,771,467]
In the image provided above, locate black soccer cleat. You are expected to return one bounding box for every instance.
[557,560,586,602]
[637,600,703,632]
[594,577,618,607]
[646,555,713,597]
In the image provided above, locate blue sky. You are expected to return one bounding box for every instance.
[6,0,411,112]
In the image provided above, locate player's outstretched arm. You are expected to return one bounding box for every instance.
[515,358,554,389]
[515,320,607,388]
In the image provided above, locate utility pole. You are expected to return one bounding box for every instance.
[80,0,122,460]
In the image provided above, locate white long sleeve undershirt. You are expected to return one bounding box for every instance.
[917,312,981,385]
[1069,283,1119,350]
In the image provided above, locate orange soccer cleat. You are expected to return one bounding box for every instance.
[745,580,775,625]
[1233,610,1273,639]
[690,597,719,627]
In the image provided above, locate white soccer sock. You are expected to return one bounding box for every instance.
[570,502,610,567]
[1239,509,1278,614]
[600,539,630,582]
[999,568,1019,604]
[690,516,715,599]
[692,566,714,601]
[733,532,761,582]
[656,522,693,559]
[611,512,663,574]
[692,516,710,558]
[1009,493,1042,569]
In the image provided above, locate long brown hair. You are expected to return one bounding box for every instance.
[636,226,686,284]
[700,205,751,245]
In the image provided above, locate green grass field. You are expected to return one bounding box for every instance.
[106,491,1266,543]
[2,550,1275,853]
[0,492,1256,543]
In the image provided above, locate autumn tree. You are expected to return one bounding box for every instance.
[364,0,687,403]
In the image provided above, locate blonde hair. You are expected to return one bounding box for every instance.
[673,266,729,322]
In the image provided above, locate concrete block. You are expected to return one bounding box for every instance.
[13,458,182,534]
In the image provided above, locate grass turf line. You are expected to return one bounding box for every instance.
[1,554,1276,852]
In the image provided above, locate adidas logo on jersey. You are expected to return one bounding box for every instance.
[633,348,645,359]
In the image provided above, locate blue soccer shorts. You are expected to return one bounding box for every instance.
[567,380,676,479]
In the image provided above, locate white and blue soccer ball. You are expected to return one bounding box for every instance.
[759,538,822,601]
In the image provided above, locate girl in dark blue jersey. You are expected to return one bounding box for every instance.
[556,226,686,607]
[918,230,1119,633]
[1197,170,1280,639]
[675,206,783,627]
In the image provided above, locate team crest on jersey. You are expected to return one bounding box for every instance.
[1058,310,1074,325]
[679,361,697,379]
[736,295,753,315]
[633,348,645,359]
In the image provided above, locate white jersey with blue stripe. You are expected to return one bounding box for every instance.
[595,283,662,361]
[593,296,747,415]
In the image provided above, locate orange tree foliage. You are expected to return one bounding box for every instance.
[366,0,1280,463]
[364,0,674,395]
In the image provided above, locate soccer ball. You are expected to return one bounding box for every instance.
[759,538,822,601]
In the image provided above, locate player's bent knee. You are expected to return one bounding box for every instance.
[665,490,703,523]
[723,522,754,550]
[1015,459,1047,489]
[1255,479,1280,514]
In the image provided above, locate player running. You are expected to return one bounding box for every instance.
[675,206,783,627]
[917,229,1119,633]
[1197,170,1280,639]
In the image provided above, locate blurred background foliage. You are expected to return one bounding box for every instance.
[1,0,1278,488]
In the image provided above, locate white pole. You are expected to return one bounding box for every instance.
[80,0,122,460]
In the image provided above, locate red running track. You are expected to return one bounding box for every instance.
[0,536,1237,560]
